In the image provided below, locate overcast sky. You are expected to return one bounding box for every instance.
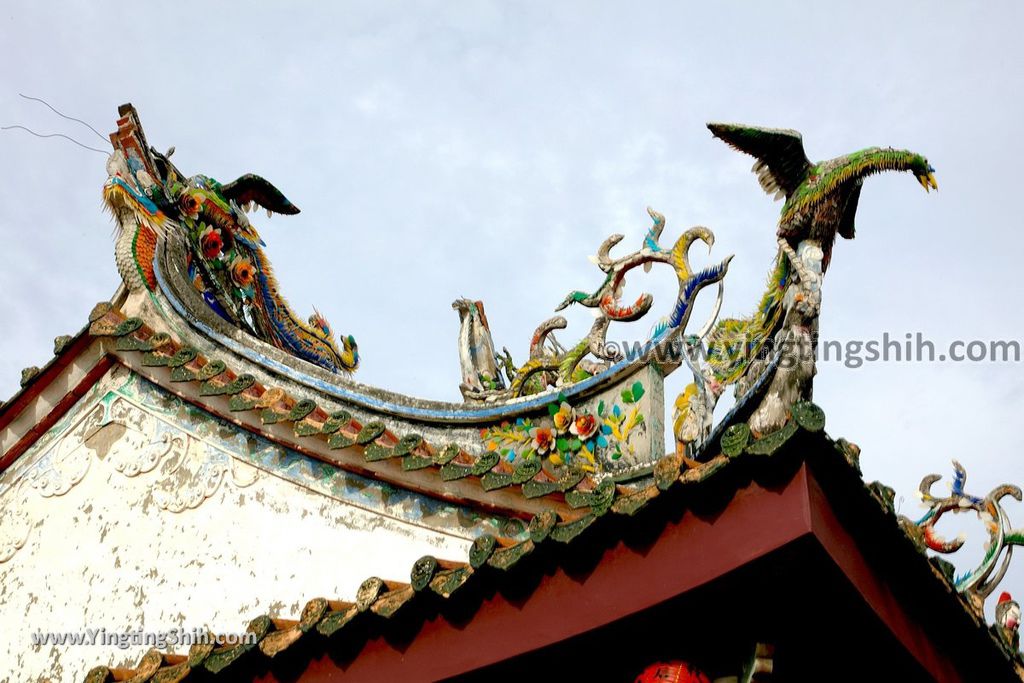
[2,2,1023,610]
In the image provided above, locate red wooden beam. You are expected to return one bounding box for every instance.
[805,465,969,682]
[0,354,114,472]
[254,467,815,682]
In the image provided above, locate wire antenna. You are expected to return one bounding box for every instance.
[0,125,108,155]
[18,93,109,145]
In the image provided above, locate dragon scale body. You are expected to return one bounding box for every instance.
[102,105,358,374]
[248,249,355,373]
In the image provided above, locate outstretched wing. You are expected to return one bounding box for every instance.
[707,123,811,198]
[220,174,301,215]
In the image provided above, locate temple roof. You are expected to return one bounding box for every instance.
[2,303,1022,680]
[69,396,1019,681]
[2,105,1021,681]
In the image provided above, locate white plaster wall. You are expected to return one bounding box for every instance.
[0,371,472,682]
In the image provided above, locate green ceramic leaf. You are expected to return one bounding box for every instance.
[621,389,635,404]
[631,381,645,401]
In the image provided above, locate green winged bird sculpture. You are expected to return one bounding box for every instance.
[706,123,937,272]
[674,124,937,453]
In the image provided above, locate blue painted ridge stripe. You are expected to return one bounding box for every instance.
[153,254,669,423]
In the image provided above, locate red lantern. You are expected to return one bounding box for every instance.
[634,661,711,683]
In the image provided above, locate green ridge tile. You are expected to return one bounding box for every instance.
[364,443,396,462]
[720,423,751,457]
[316,606,359,637]
[203,615,271,673]
[469,535,497,568]
[528,510,558,543]
[402,454,434,471]
[320,411,351,435]
[356,422,386,445]
[393,434,423,456]
[745,421,798,456]
[550,514,596,543]
[488,540,535,570]
[440,461,474,481]
[430,566,473,599]
[480,472,514,491]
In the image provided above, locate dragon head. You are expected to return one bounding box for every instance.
[102,104,358,374]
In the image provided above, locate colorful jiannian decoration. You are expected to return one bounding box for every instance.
[915,461,1024,618]
[996,593,1021,653]
[480,384,647,472]
[101,104,937,471]
[102,105,358,373]
[455,209,732,402]
[673,124,937,455]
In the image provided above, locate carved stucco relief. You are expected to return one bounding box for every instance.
[0,393,260,564]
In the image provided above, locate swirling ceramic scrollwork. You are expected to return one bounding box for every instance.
[455,208,731,403]
[915,461,1024,609]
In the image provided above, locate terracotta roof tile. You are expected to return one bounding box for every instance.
[12,303,1021,680]
[79,405,882,682]
[85,306,604,517]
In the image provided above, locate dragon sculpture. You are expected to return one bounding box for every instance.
[672,123,937,454]
[100,105,936,465]
[102,105,358,373]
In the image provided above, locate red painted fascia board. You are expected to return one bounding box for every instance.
[0,330,92,434]
[0,354,114,472]
[805,465,972,682]
[256,466,816,682]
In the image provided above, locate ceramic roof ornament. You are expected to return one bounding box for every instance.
[9,104,1024,682]
[674,125,937,456]
[915,461,1024,619]
[455,209,732,404]
[103,105,358,373]
[997,593,1022,653]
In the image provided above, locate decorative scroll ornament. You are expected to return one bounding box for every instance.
[152,440,260,513]
[455,208,731,403]
[915,461,1024,614]
[102,105,358,373]
[104,397,186,477]
[454,124,935,463]
[0,497,31,562]
[0,394,260,563]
